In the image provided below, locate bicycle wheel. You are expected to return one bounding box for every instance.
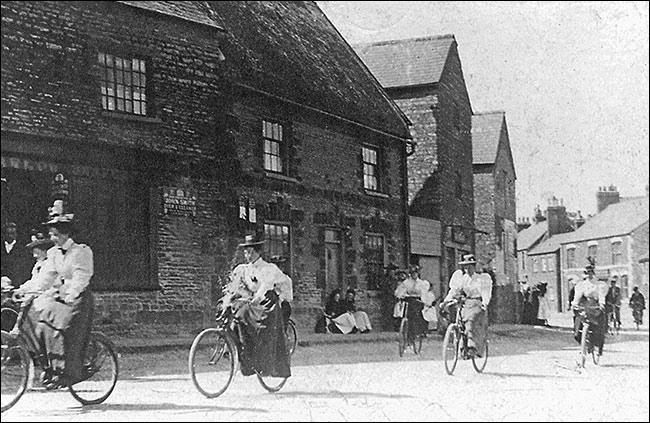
[471,340,489,373]
[1,308,18,333]
[398,318,408,357]
[578,323,589,368]
[413,335,423,355]
[68,332,119,405]
[286,319,297,356]
[1,331,30,413]
[442,324,460,375]
[256,369,289,393]
[189,328,237,398]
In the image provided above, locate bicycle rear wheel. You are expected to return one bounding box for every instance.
[398,319,408,357]
[68,332,119,405]
[256,370,289,393]
[286,319,297,356]
[1,331,30,412]
[442,324,460,375]
[189,328,237,398]
[471,340,489,373]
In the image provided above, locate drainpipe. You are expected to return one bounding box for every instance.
[403,140,416,267]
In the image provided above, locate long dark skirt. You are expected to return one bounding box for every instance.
[405,297,428,341]
[237,300,291,378]
[573,298,606,354]
[38,291,94,384]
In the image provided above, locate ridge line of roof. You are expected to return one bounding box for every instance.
[355,34,456,48]
[473,110,506,116]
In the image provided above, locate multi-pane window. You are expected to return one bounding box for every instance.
[611,241,622,265]
[362,145,379,191]
[566,248,576,268]
[533,258,539,273]
[263,120,284,173]
[588,244,598,261]
[365,233,385,290]
[98,53,147,115]
[542,257,547,272]
[264,223,290,275]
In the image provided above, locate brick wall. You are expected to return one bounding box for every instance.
[1,1,409,336]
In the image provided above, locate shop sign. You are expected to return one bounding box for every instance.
[163,187,197,217]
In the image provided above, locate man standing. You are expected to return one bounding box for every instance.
[1,222,31,288]
[605,276,622,328]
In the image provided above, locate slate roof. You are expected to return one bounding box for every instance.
[472,112,505,164]
[118,1,410,139]
[528,231,575,256]
[517,222,547,252]
[118,1,225,30]
[353,35,455,88]
[560,197,649,244]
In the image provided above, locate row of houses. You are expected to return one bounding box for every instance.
[517,186,649,315]
[1,1,519,334]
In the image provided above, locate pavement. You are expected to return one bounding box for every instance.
[111,309,610,354]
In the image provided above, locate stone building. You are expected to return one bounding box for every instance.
[1,1,412,334]
[471,111,517,323]
[559,196,649,303]
[354,35,474,299]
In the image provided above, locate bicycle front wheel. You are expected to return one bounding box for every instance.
[442,324,460,375]
[1,331,30,413]
[578,323,589,368]
[286,319,297,356]
[189,328,237,398]
[398,319,408,357]
[256,370,289,393]
[471,340,489,373]
[68,332,119,405]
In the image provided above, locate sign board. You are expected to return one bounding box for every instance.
[163,187,197,217]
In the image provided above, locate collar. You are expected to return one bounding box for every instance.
[60,238,74,252]
[5,239,16,247]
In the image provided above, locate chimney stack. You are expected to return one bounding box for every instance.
[596,185,620,213]
[547,196,573,236]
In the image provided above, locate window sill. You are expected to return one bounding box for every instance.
[264,171,298,183]
[101,110,163,124]
[364,190,390,199]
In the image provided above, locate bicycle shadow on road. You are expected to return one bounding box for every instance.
[482,371,574,379]
[73,402,267,414]
[272,390,414,400]
[597,363,649,370]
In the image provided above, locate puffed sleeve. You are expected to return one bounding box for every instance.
[443,270,465,303]
[63,245,94,302]
[394,279,407,298]
[597,281,608,308]
[480,273,493,307]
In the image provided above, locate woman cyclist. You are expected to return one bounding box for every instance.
[571,257,608,358]
[394,264,432,344]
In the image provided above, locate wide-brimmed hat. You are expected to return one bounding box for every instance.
[238,233,266,248]
[25,231,54,250]
[44,200,74,225]
[458,254,477,265]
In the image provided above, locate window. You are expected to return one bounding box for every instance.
[566,248,576,268]
[365,233,385,290]
[362,145,380,191]
[264,223,291,276]
[588,244,598,261]
[533,258,538,273]
[547,257,554,272]
[98,52,147,115]
[263,120,284,173]
[611,241,622,265]
[521,253,526,270]
[542,257,547,272]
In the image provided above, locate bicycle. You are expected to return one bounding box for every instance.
[1,288,18,333]
[606,305,621,336]
[574,305,603,368]
[396,296,425,357]
[188,299,292,398]
[1,289,119,413]
[441,297,489,375]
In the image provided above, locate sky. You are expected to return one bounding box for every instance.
[317,1,650,218]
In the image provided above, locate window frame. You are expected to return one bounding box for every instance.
[262,120,286,175]
[264,221,291,276]
[566,247,576,268]
[362,144,381,192]
[364,232,385,290]
[611,241,622,265]
[98,51,149,116]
